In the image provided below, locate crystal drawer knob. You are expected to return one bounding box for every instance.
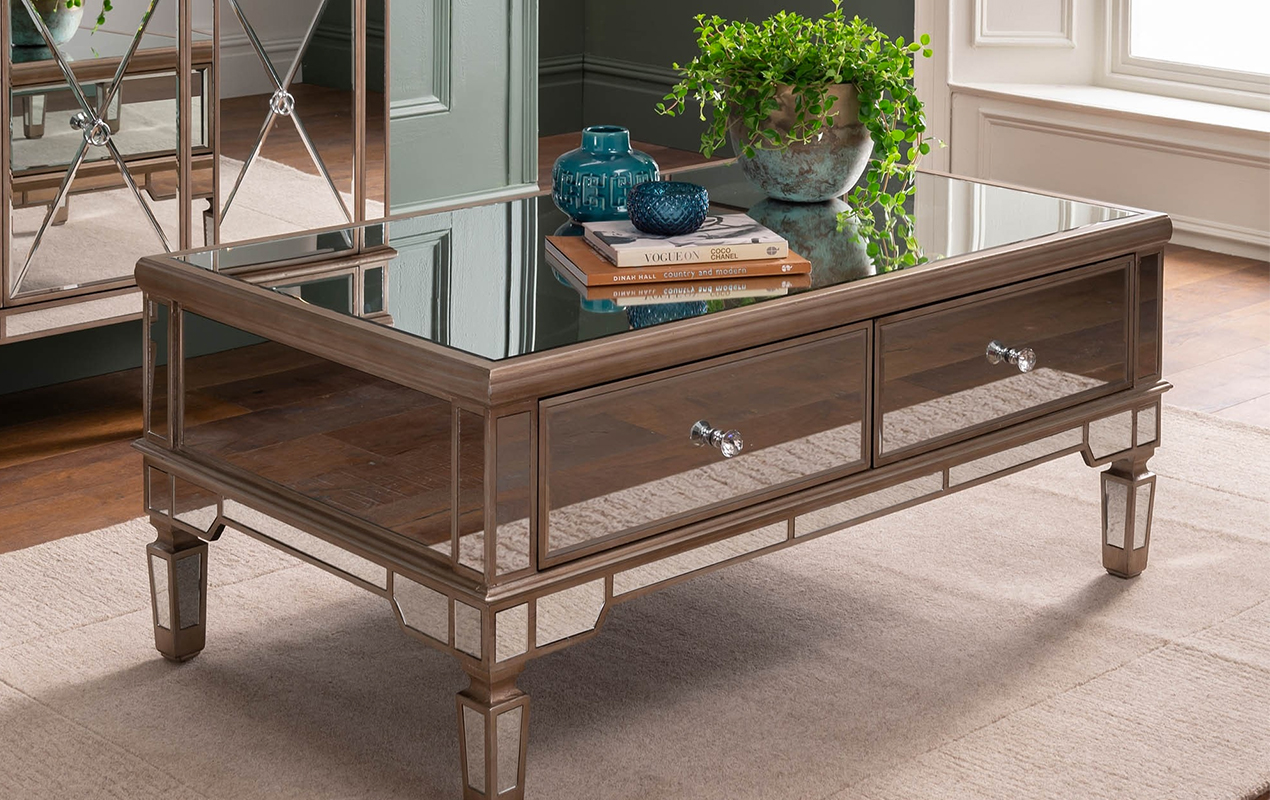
[690,420,744,458]
[986,340,1037,373]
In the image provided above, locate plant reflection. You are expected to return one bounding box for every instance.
[551,179,929,328]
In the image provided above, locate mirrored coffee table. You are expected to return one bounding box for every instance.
[134,164,1171,799]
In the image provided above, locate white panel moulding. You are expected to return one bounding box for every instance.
[973,0,1075,48]
[950,90,1270,259]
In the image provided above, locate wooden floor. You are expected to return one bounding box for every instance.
[0,240,1264,553]
[1157,247,1270,425]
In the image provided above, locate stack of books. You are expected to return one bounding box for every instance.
[545,213,811,305]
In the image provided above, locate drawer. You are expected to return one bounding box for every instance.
[541,325,870,564]
[876,259,1131,461]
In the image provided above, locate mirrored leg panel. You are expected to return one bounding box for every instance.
[457,666,530,800]
[146,520,209,662]
[1101,453,1156,579]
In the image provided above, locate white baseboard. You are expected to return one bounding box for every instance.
[218,34,306,99]
[1170,214,1270,261]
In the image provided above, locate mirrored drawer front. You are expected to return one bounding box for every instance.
[877,260,1131,460]
[543,326,870,562]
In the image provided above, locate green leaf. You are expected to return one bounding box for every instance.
[920,33,930,45]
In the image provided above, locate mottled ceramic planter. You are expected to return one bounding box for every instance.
[10,0,84,48]
[730,84,873,203]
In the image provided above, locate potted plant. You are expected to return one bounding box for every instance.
[657,0,933,268]
[11,0,113,49]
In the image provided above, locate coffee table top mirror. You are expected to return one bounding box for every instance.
[169,163,1140,362]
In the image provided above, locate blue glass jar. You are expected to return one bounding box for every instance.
[552,126,659,223]
[628,181,709,236]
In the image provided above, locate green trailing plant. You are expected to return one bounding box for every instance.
[656,0,936,272]
[66,0,114,31]
[30,0,114,31]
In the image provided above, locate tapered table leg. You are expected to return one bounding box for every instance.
[146,520,209,662]
[1101,454,1156,578]
[456,665,530,800]
[22,93,45,138]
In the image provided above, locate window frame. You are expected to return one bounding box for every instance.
[1103,0,1270,111]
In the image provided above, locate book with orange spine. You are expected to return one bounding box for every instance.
[552,263,810,304]
[545,235,810,287]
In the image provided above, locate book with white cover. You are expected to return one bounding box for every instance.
[582,213,788,267]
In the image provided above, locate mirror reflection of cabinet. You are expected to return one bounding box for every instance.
[0,0,387,344]
[211,0,386,244]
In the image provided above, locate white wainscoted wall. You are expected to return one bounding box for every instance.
[916,0,1270,259]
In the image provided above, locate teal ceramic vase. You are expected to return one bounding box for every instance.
[552,125,659,223]
[11,0,84,48]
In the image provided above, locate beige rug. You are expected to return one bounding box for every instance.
[1,405,1268,799]
[11,156,381,295]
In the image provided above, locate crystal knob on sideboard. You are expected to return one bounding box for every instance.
[690,420,744,458]
[986,340,1037,373]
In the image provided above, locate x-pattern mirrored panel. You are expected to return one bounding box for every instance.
[216,0,381,243]
[6,0,209,300]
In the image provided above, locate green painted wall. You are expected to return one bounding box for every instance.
[0,322,142,395]
[302,0,387,93]
[389,0,538,212]
[540,0,914,150]
[539,0,585,135]
[0,317,265,395]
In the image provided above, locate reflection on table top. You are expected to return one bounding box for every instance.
[172,163,1141,362]
[10,26,213,71]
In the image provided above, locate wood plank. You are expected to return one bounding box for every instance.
[1162,244,1268,290]
[1164,345,1270,415]
[0,442,142,554]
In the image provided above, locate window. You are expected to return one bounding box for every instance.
[1105,0,1270,109]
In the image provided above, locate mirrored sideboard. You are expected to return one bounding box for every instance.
[0,0,388,344]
